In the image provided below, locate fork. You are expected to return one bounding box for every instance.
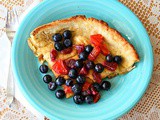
[6,8,19,107]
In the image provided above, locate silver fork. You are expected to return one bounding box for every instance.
[6,8,19,107]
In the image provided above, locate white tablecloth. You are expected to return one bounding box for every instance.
[0,0,160,120]
[0,0,44,119]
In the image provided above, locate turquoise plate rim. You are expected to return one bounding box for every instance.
[12,0,153,119]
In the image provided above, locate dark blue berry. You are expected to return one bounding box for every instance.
[85,95,93,104]
[55,76,65,86]
[72,84,82,94]
[76,75,86,84]
[65,79,73,86]
[53,33,62,42]
[79,51,88,61]
[100,81,111,90]
[54,42,64,51]
[63,30,72,39]
[48,82,57,91]
[55,90,65,99]
[68,69,78,79]
[39,64,48,73]
[94,63,104,73]
[113,56,122,64]
[73,95,84,104]
[63,39,72,48]
[106,54,113,62]
[85,45,93,53]
[43,75,52,83]
[75,59,83,68]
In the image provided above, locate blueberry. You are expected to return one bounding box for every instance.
[65,79,73,86]
[73,95,84,104]
[55,76,65,86]
[75,59,83,68]
[100,81,111,90]
[63,39,72,48]
[113,56,122,64]
[48,82,57,91]
[85,95,93,104]
[94,63,104,73]
[68,69,78,79]
[86,60,95,69]
[106,54,113,62]
[79,51,88,61]
[55,90,65,99]
[54,42,64,51]
[76,75,86,84]
[92,82,101,92]
[63,30,72,39]
[39,64,48,73]
[43,75,52,83]
[85,45,93,53]
[53,33,62,42]
[72,84,82,94]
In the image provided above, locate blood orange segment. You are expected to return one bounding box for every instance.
[74,44,85,54]
[79,66,88,75]
[90,34,104,46]
[90,86,98,95]
[101,44,110,56]
[52,59,68,75]
[88,46,101,61]
[93,93,101,103]
[64,59,76,69]
[63,85,73,94]
[103,61,118,71]
[92,71,102,84]
[50,49,57,61]
[82,82,91,91]
[60,47,72,54]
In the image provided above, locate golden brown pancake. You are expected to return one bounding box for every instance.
[28,15,139,81]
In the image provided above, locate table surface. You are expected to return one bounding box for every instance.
[0,0,160,120]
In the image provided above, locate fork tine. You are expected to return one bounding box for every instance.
[10,10,14,24]
[12,8,19,24]
[6,8,19,32]
[6,10,10,26]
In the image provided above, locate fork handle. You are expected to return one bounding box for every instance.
[6,56,15,106]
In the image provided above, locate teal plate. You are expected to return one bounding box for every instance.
[12,0,153,120]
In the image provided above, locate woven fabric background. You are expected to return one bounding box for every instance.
[0,0,159,119]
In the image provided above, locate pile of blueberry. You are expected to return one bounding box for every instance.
[53,30,72,51]
[39,65,65,99]
[76,45,105,73]
[38,30,123,104]
[39,63,111,104]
